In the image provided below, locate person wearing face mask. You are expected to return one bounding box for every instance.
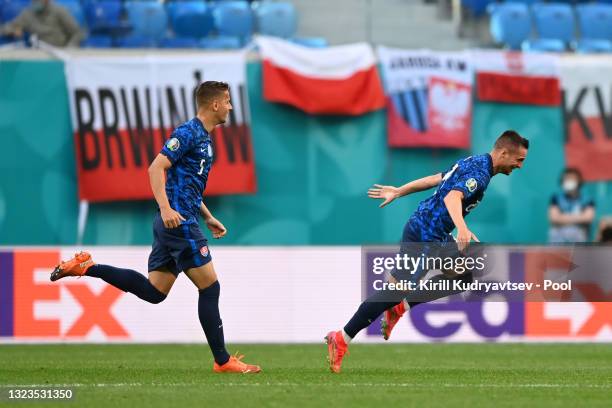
[548,168,595,243]
[0,0,84,47]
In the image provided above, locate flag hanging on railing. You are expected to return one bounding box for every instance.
[377,47,473,148]
[256,36,385,116]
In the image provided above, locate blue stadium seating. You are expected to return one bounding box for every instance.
[254,2,297,39]
[503,0,541,4]
[531,3,575,46]
[200,36,241,49]
[82,35,113,48]
[489,3,532,50]
[56,0,86,27]
[575,39,612,53]
[212,1,254,45]
[522,38,566,52]
[158,36,200,48]
[0,0,28,23]
[83,0,123,32]
[576,4,612,40]
[167,2,214,39]
[122,1,167,47]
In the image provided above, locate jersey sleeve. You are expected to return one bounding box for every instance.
[161,127,193,164]
[450,171,487,200]
[550,194,559,206]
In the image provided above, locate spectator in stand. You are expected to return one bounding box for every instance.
[548,168,595,243]
[0,0,84,47]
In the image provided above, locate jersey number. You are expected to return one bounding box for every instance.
[198,159,205,175]
[435,163,459,194]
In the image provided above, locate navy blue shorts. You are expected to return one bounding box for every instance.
[393,220,456,283]
[147,212,212,276]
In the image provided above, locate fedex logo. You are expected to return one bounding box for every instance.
[367,252,612,339]
[0,250,128,339]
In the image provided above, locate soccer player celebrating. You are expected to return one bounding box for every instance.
[325,130,529,373]
[51,81,261,374]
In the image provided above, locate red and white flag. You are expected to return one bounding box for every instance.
[473,50,561,106]
[255,36,385,115]
[377,47,473,148]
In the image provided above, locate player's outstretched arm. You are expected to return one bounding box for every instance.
[368,173,442,208]
[443,190,479,252]
[200,202,227,239]
[148,154,186,228]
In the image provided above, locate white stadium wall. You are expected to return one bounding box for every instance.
[0,247,610,343]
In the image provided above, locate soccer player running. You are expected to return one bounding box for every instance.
[51,81,261,374]
[325,130,529,373]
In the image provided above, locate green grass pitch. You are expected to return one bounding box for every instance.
[1,344,610,407]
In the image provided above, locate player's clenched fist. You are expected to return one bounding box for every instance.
[160,207,186,228]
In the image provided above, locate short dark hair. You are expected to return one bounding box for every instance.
[600,226,612,243]
[195,81,229,108]
[561,167,583,186]
[494,130,529,151]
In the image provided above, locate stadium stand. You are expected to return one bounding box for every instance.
[118,1,167,48]
[211,0,254,46]
[530,3,575,47]
[575,3,612,52]
[488,2,532,50]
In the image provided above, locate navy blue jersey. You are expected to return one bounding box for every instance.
[160,117,213,224]
[408,154,494,241]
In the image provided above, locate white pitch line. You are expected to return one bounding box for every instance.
[2,383,611,389]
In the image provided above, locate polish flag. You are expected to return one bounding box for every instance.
[473,50,561,106]
[255,36,385,115]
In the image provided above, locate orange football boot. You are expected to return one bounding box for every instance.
[325,330,349,373]
[213,354,261,374]
[50,251,95,282]
[381,302,406,340]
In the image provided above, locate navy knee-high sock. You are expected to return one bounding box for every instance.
[343,289,404,338]
[343,273,475,338]
[86,264,167,304]
[198,281,230,365]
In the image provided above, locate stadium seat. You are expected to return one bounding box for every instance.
[56,0,86,27]
[200,35,241,49]
[575,4,612,53]
[122,1,167,47]
[167,2,214,39]
[501,0,541,4]
[576,4,612,41]
[488,2,532,50]
[212,1,254,45]
[522,38,566,52]
[81,35,113,47]
[575,38,612,53]
[531,3,575,47]
[158,36,200,48]
[83,0,124,33]
[0,0,29,23]
[254,2,297,39]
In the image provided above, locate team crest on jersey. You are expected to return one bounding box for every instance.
[200,246,209,257]
[166,138,180,151]
[466,178,478,193]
